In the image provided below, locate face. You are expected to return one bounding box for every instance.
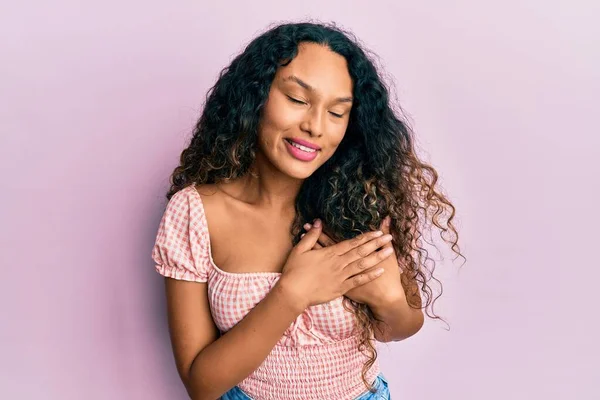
[256,42,353,179]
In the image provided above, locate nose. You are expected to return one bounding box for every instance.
[299,107,324,138]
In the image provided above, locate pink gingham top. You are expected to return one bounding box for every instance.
[151,185,380,400]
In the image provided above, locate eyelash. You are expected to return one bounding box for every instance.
[287,96,344,118]
[287,96,306,105]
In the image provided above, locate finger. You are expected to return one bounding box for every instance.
[330,230,383,255]
[317,235,333,248]
[376,217,394,252]
[317,238,330,248]
[341,234,393,265]
[341,266,385,294]
[344,245,394,277]
[380,216,391,235]
[313,242,323,249]
[319,231,336,247]
[305,223,336,248]
[296,219,323,252]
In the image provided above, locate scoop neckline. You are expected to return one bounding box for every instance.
[188,184,283,278]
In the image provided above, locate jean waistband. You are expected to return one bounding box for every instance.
[221,372,389,400]
[353,373,389,400]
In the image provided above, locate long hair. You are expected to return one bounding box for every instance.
[165,21,464,391]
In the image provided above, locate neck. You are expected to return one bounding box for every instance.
[238,151,303,211]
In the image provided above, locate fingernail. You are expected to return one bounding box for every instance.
[382,247,394,256]
[383,234,393,242]
[301,233,306,238]
[304,223,312,230]
[313,219,321,228]
[374,231,383,237]
[374,268,385,276]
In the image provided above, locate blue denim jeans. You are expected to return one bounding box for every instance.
[221,373,390,399]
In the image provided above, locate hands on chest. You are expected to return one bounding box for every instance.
[277,218,397,311]
[301,216,404,307]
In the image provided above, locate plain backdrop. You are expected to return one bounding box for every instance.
[1,0,598,399]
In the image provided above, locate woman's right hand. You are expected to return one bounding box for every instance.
[278,219,394,309]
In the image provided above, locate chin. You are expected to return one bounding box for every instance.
[279,162,318,180]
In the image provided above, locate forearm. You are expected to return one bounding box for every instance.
[370,294,424,342]
[187,281,304,399]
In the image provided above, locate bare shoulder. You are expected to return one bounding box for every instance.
[193,181,251,219]
[195,183,228,216]
[192,182,250,261]
[193,183,233,207]
[192,183,219,203]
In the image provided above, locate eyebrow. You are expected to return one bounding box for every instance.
[283,75,353,103]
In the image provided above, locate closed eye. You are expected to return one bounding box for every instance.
[287,96,306,105]
[287,95,344,118]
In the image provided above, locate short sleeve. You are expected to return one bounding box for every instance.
[151,186,210,283]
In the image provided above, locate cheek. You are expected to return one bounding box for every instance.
[327,126,348,150]
[261,95,300,134]
[257,112,277,150]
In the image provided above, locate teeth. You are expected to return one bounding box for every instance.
[288,140,316,153]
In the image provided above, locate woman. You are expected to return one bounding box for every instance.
[152,21,462,400]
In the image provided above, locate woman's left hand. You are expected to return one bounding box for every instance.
[302,217,405,306]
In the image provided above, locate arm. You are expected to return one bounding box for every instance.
[165,277,304,400]
[306,219,425,342]
[369,218,424,342]
[369,271,424,342]
[162,217,387,399]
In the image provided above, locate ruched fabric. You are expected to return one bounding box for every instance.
[152,185,381,400]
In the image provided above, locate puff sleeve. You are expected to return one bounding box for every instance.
[151,187,210,283]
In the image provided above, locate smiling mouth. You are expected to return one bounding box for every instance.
[284,139,319,153]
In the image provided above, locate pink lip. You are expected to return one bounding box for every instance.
[286,138,321,150]
[284,139,319,162]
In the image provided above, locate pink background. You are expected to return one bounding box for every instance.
[1,1,598,399]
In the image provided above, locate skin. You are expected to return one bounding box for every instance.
[163,42,421,400]
[304,218,425,342]
[256,42,353,182]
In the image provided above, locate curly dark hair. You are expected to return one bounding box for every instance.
[165,21,464,392]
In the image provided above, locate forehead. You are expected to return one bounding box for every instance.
[276,42,353,95]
